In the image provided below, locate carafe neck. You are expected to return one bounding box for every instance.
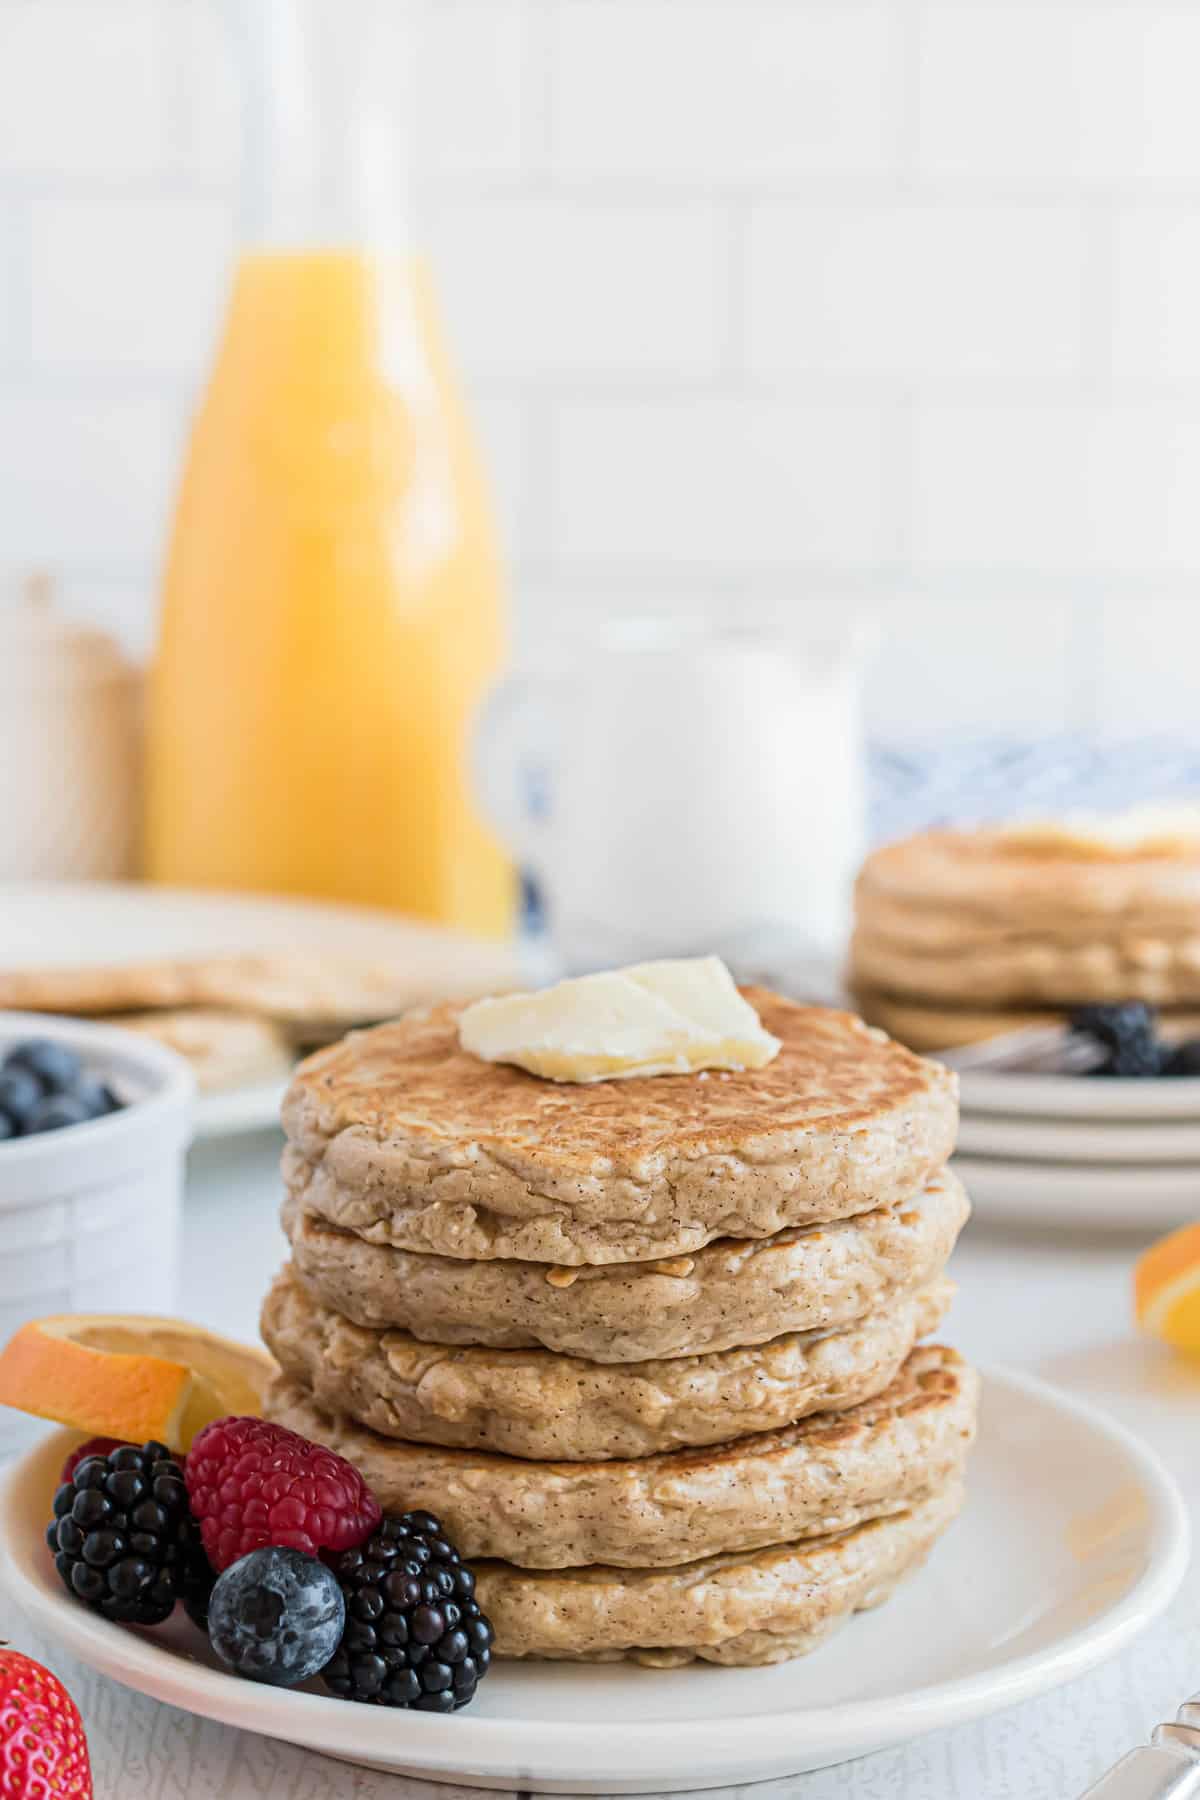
[236,0,411,250]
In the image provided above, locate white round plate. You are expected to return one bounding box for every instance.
[192,1080,289,1142]
[0,882,520,1143]
[959,1066,1200,1122]
[0,1372,1186,1795]
[953,1152,1200,1230]
[956,1109,1200,1165]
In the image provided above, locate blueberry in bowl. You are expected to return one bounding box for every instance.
[8,1038,88,1095]
[0,1013,195,1462]
[0,1037,122,1140]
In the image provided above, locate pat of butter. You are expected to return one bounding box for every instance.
[458,956,782,1083]
[996,803,1200,859]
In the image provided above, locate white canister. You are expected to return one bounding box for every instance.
[0,577,141,880]
[0,1013,195,1460]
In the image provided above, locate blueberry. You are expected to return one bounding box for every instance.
[4,1039,83,1094]
[24,1095,94,1135]
[1166,1039,1200,1077]
[0,1068,43,1131]
[208,1547,346,1688]
[1070,1004,1166,1078]
[71,1077,120,1118]
[1070,1003,1159,1049]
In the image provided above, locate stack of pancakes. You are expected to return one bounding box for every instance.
[261,990,977,1666]
[852,823,1200,1051]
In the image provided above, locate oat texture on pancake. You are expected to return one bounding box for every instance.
[852,823,1200,1038]
[263,971,976,1667]
[281,992,958,1265]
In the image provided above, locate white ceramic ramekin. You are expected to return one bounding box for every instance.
[0,1012,195,1459]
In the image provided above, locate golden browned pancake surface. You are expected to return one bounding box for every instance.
[856,988,1200,1053]
[265,1345,978,1568]
[282,1169,968,1361]
[0,945,518,1035]
[282,992,958,1264]
[853,827,1200,1008]
[261,1262,952,1460]
[106,1008,294,1092]
[478,1481,964,1665]
[858,827,1200,925]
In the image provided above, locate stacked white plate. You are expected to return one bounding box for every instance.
[953,1067,1200,1229]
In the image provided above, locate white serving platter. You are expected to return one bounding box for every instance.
[0,1371,1186,1794]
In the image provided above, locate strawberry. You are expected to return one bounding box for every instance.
[0,1648,91,1798]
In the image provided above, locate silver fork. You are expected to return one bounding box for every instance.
[1079,1698,1200,1795]
[939,1024,1105,1075]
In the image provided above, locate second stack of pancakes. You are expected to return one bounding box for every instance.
[261,988,976,1666]
[851,819,1200,1051]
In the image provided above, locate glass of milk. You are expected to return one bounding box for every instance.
[473,614,867,975]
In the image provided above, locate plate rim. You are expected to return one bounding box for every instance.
[194,1079,288,1142]
[956,1110,1200,1166]
[0,1365,1188,1789]
[959,1068,1200,1122]
[950,1152,1200,1231]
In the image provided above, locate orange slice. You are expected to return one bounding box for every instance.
[1134,1222,1200,1354]
[0,1314,276,1451]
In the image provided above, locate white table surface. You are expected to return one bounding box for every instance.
[10,1129,1200,1800]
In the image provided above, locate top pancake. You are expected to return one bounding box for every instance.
[281,991,958,1265]
[857,828,1200,933]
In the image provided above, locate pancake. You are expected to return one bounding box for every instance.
[0,959,196,1015]
[103,1008,294,1093]
[0,945,518,1036]
[853,827,1200,1008]
[857,827,1200,932]
[261,1263,953,1460]
[282,1168,969,1361]
[187,949,520,1038]
[281,992,958,1266]
[477,1481,964,1665]
[856,988,1200,1054]
[858,885,1200,958]
[264,1345,978,1569]
[851,923,1200,1007]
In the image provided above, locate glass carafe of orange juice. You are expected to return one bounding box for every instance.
[145,0,513,936]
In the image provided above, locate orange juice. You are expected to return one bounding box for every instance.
[146,248,512,935]
[144,0,513,935]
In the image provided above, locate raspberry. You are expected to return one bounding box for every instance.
[184,1416,381,1573]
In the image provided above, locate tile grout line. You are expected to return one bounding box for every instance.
[894,0,926,199]
[520,0,556,183]
[721,199,750,378]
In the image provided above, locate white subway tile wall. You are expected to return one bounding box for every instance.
[1,0,1197,731]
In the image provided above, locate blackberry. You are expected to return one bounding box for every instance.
[323,1512,493,1712]
[1069,1003,1166,1078]
[181,1534,217,1631]
[45,1441,208,1626]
